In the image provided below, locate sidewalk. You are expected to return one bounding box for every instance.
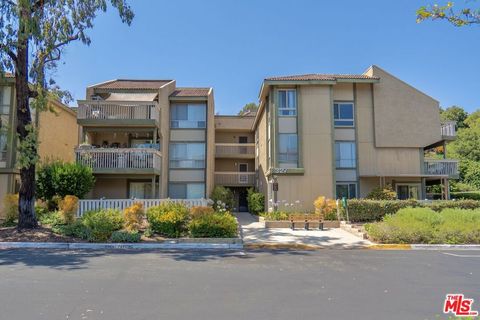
[235,212,372,249]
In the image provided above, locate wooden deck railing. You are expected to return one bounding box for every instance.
[214,172,255,185]
[424,159,459,177]
[75,148,162,171]
[77,198,209,217]
[77,100,159,122]
[215,143,255,157]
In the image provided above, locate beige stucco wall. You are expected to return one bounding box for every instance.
[37,100,78,163]
[256,107,268,197]
[170,129,206,141]
[333,82,354,101]
[206,92,215,197]
[91,177,128,199]
[365,66,441,148]
[356,83,422,176]
[271,85,334,211]
[215,116,255,131]
[159,81,177,198]
[215,131,254,143]
[215,159,255,172]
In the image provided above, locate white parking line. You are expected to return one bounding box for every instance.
[442,252,480,258]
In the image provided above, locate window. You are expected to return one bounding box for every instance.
[396,184,420,200]
[278,133,298,166]
[334,102,354,127]
[278,90,297,116]
[129,182,158,199]
[170,103,206,128]
[336,183,357,199]
[335,142,356,168]
[0,86,11,115]
[169,183,205,199]
[169,143,205,168]
[0,132,7,166]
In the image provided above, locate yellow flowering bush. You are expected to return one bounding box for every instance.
[123,202,144,231]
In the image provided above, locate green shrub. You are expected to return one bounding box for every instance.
[365,207,480,244]
[451,192,480,201]
[343,199,419,222]
[36,160,95,201]
[38,211,63,226]
[343,199,480,222]
[55,220,90,240]
[189,213,237,238]
[366,185,397,200]
[190,206,215,219]
[425,200,480,211]
[146,202,189,238]
[247,188,265,215]
[260,211,289,221]
[110,230,141,243]
[82,209,124,242]
[210,186,234,211]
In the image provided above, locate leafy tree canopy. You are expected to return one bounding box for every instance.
[238,102,258,116]
[440,105,468,128]
[417,1,480,26]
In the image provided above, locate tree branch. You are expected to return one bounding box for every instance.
[0,44,17,65]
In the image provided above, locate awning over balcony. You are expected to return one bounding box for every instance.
[105,93,158,101]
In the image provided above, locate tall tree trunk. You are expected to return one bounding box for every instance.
[16,5,37,230]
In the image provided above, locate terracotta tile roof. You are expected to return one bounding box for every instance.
[265,74,379,81]
[94,79,172,90]
[170,87,211,97]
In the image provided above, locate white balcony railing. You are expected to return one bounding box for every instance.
[77,198,209,217]
[215,143,255,157]
[441,121,456,138]
[214,172,255,185]
[75,148,162,171]
[77,100,159,122]
[424,159,459,177]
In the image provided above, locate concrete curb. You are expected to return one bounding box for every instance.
[0,241,243,250]
[367,244,480,250]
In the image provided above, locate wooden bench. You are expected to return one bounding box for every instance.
[288,214,324,231]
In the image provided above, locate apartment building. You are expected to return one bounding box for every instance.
[0,74,78,217]
[76,66,457,212]
[76,80,215,200]
[214,113,256,211]
[253,65,458,211]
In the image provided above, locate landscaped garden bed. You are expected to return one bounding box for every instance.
[365,207,480,244]
[1,195,240,243]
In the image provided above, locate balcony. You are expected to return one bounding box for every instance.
[214,172,255,186]
[75,148,162,174]
[77,100,160,127]
[215,143,255,159]
[441,121,456,140]
[424,159,459,178]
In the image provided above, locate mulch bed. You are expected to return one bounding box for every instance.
[0,226,87,243]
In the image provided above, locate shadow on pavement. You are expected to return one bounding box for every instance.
[0,247,319,269]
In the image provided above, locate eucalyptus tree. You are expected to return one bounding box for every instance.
[0,0,134,229]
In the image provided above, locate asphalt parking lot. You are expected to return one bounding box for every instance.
[0,249,479,320]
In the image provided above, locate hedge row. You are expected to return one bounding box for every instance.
[343,199,480,222]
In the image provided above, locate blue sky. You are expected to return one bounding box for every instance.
[55,0,480,115]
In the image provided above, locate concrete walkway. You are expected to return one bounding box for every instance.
[235,212,372,249]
